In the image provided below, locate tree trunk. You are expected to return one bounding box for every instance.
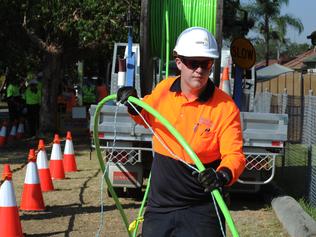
[214,0,224,87]
[265,15,270,66]
[40,52,63,135]
[140,0,153,96]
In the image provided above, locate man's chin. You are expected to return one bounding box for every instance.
[191,81,205,89]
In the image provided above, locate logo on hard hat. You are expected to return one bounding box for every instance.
[195,37,209,47]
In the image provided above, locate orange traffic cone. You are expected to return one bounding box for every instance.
[220,66,232,96]
[49,134,65,179]
[16,119,25,140]
[63,131,78,172]
[0,164,24,237]
[8,120,17,142]
[37,140,54,192]
[20,149,45,211]
[0,121,8,147]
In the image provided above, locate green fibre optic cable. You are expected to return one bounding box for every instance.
[159,0,165,81]
[150,0,217,58]
[131,174,151,237]
[164,0,170,79]
[93,94,239,237]
[149,0,218,79]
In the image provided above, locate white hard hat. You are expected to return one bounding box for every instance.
[173,27,219,58]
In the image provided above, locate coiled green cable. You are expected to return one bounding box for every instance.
[150,0,217,58]
[149,0,217,80]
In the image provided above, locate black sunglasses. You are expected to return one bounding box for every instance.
[180,57,213,70]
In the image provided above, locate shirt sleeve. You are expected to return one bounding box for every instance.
[129,79,172,127]
[217,104,246,185]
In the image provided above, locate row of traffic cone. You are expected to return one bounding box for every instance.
[0,119,25,147]
[50,132,78,179]
[0,131,77,236]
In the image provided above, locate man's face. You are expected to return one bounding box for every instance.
[175,56,214,94]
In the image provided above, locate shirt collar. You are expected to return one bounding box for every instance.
[170,77,215,102]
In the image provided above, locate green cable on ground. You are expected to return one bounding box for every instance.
[93,94,239,237]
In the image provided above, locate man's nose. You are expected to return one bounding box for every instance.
[194,66,204,72]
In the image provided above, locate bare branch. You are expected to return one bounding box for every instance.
[22,24,61,54]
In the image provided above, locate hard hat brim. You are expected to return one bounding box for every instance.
[174,49,219,59]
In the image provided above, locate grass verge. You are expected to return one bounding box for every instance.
[299,198,316,221]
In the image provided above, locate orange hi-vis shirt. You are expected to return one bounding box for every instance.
[131,76,245,185]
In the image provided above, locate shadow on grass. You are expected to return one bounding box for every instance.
[229,192,267,211]
[20,202,142,221]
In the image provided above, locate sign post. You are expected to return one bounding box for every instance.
[230,37,256,110]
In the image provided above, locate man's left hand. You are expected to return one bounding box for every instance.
[196,168,232,193]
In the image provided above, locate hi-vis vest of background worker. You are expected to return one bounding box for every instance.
[82,85,96,104]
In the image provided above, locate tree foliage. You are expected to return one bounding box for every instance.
[0,0,140,133]
[284,42,310,58]
[0,0,140,76]
[223,0,255,40]
[253,39,309,62]
[242,0,304,66]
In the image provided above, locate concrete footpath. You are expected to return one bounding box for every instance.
[272,196,316,237]
[269,185,316,237]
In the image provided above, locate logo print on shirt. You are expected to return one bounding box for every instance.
[198,117,212,127]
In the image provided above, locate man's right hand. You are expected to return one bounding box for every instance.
[117,86,138,104]
[117,86,142,115]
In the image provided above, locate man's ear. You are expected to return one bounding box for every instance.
[175,58,182,71]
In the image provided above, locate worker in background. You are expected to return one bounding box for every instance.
[82,76,96,106]
[25,79,41,138]
[65,85,77,113]
[36,72,43,91]
[117,27,245,237]
[96,77,108,102]
[19,77,27,116]
[6,76,22,122]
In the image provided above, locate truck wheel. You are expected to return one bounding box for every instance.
[132,187,143,201]
[107,187,123,198]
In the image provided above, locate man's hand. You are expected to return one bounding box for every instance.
[117,86,142,115]
[117,86,138,104]
[195,168,232,193]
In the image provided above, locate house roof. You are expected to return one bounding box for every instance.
[256,63,294,82]
[303,54,316,63]
[255,59,279,69]
[284,48,316,70]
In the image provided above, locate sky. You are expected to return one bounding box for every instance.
[240,0,316,44]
